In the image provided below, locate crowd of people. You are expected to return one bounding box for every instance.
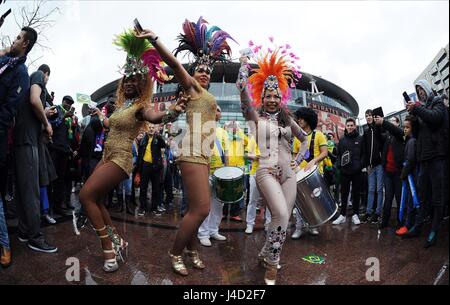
[0,17,448,285]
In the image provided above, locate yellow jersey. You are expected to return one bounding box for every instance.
[143,136,154,163]
[247,136,260,175]
[210,127,227,173]
[293,130,327,174]
[225,130,248,168]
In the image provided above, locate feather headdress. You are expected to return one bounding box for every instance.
[247,38,302,107]
[114,29,171,83]
[174,16,237,69]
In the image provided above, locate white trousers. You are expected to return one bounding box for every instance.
[246,174,272,226]
[198,176,223,239]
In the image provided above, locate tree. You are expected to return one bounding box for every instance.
[1,0,61,66]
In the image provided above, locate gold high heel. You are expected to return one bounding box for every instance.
[168,251,188,276]
[185,249,205,269]
[94,226,118,272]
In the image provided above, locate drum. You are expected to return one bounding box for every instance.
[213,166,244,204]
[295,164,338,227]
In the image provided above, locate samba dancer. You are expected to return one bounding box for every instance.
[237,42,308,285]
[79,30,185,272]
[135,17,236,276]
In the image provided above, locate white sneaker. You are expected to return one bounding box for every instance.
[44,214,56,225]
[291,228,303,239]
[211,233,227,241]
[308,227,319,236]
[245,225,253,234]
[199,238,212,247]
[332,215,346,225]
[352,214,361,225]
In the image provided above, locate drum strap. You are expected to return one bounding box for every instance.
[305,131,316,162]
[215,138,226,165]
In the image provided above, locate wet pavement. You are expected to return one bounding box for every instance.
[1,192,448,285]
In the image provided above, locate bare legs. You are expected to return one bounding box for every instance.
[79,161,128,266]
[171,162,211,255]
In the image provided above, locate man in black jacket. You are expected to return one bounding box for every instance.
[75,115,106,229]
[332,117,364,225]
[403,79,448,248]
[48,95,76,215]
[361,109,385,224]
[374,116,405,229]
[136,124,167,216]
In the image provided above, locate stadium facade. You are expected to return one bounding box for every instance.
[91,62,359,140]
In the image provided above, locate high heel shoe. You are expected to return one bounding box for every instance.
[94,226,118,272]
[185,249,205,269]
[169,251,188,276]
[258,254,281,270]
[107,226,128,259]
[263,260,278,285]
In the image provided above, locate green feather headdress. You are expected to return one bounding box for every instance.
[114,29,171,83]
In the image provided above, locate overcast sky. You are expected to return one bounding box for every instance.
[2,0,449,121]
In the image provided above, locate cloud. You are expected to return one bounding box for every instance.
[4,1,449,118]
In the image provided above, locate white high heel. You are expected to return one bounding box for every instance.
[94,226,119,272]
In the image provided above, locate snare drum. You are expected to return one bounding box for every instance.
[213,166,244,204]
[295,164,338,227]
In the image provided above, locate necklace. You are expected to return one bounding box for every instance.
[264,110,280,122]
[123,98,137,108]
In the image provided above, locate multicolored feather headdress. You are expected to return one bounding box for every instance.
[174,16,237,70]
[247,38,302,107]
[114,29,171,83]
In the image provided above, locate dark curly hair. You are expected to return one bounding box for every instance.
[294,107,318,130]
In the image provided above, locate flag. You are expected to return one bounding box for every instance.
[76,93,97,108]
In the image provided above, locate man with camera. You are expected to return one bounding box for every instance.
[402,79,448,248]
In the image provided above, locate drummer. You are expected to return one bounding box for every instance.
[197,106,229,247]
[245,135,272,234]
[291,107,329,239]
[222,121,249,221]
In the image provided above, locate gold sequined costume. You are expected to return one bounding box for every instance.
[177,80,217,165]
[103,103,145,175]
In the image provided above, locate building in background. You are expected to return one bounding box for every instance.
[91,62,359,141]
[415,43,449,96]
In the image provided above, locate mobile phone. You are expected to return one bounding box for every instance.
[402,91,411,102]
[70,106,75,113]
[1,8,11,20]
[372,107,384,118]
[134,18,143,32]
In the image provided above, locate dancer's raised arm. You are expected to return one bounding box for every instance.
[237,56,259,122]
